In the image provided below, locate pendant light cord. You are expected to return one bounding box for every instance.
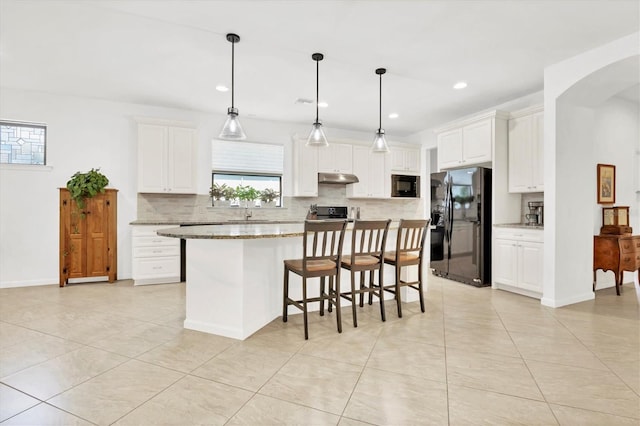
[315,58,319,123]
[231,39,235,109]
[378,72,382,131]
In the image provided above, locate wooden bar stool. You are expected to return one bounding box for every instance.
[283,220,347,339]
[340,219,391,327]
[383,219,430,318]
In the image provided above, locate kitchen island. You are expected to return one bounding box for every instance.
[158,223,305,339]
[158,222,421,340]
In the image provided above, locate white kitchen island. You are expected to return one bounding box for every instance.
[158,222,421,340]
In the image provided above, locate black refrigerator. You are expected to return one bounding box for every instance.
[430,167,491,286]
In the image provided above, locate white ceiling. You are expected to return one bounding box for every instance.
[1,0,638,136]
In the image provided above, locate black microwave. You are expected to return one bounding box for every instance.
[391,174,420,198]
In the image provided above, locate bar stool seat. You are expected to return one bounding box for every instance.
[342,255,381,267]
[284,259,337,272]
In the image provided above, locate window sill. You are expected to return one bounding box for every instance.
[0,164,53,172]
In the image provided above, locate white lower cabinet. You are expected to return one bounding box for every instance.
[132,225,180,285]
[493,227,544,297]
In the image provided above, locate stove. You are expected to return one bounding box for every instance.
[315,206,348,220]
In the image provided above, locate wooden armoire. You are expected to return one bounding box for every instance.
[59,188,118,287]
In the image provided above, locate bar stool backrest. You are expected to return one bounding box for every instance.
[393,219,431,262]
[302,220,348,273]
[351,219,391,258]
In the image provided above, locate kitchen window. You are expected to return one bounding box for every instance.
[0,121,47,165]
[212,139,283,207]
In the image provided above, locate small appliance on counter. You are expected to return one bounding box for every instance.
[526,201,544,226]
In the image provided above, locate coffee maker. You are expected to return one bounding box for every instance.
[526,201,544,226]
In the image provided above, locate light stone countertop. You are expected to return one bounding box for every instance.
[157,223,306,239]
[494,223,544,230]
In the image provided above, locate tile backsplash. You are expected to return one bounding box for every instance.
[137,184,424,223]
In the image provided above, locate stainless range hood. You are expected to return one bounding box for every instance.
[318,172,359,184]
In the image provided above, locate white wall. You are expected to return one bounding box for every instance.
[542,32,639,307]
[0,87,416,288]
[592,96,640,287]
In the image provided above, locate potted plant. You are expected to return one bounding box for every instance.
[66,168,109,215]
[260,188,279,208]
[235,185,260,208]
[210,183,233,207]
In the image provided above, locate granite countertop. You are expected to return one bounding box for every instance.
[157,223,306,239]
[130,219,303,226]
[494,223,544,230]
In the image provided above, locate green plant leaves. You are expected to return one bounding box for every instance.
[66,168,109,210]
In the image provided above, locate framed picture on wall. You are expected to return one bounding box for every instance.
[597,163,615,204]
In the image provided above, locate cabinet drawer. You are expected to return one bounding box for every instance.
[133,245,180,258]
[133,236,180,248]
[620,238,640,254]
[493,227,544,242]
[133,256,180,278]
[132,225,178,237]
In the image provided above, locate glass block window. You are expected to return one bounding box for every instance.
[0,121,47,165]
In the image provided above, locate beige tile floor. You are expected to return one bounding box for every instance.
[0,276,638,425]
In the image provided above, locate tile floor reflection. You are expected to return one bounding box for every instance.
[0,276,638,425]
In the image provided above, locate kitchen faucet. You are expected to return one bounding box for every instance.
[245,208,253,221]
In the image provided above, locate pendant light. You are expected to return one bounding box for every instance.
[307,53,328,147]
[219,33,247,140]
[371,67,390,153]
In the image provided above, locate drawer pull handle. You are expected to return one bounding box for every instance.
[152,250,162,253]
[152,266,162,270]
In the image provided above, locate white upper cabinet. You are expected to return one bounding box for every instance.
[347,146,389,198]
[292,140,318,197]
[436,112,507,170]
[318,143,353,173]
[390,147,420,174]
[138,123,197,194]
[508,106,544,193]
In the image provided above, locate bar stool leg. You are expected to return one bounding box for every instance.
[378,267,386,322]
[335,275,342,333]
[319,277,325,316]
[395,265,403,318]
[418,261,425,313]
[350,269,358,327]
[283,268,289,322]
[302,277,309,340]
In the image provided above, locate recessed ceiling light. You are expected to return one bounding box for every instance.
[388,113,399,119]
[453,81,467,90]
[318,101,328,108]
[216,85,229,92]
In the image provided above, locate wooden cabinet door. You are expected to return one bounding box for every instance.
[347,146,370,197]
[84,195,110,277]
[368,151,388,198]
[318,143,352,173]
[60,192,86,281]
[462,119,492,164]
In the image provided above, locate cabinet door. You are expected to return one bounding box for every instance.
[493,238,518,286]
[167,127,197,194]
[318,143,352,173]
[84,194,110,277]
[508,115,534,193]
[391,148,420,173]
[462,119,492,164]
[368,152,388,198]
[531,112,544,190]
[138,124,168,193]
[437,129,463,169]
[293,143,318,196]
[347,146,370,197]
[518,241,543,293]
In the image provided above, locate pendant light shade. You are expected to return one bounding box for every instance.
[371,68,390,153]
[307,53,328,147]
[219,33,246,140]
